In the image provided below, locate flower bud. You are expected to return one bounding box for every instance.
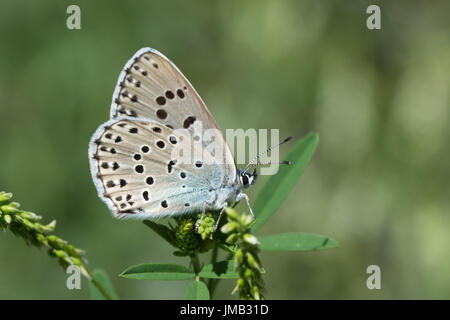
[234,249,244,267]
[175,217,199,255]
[232,278,246,295]
[221,221,239,234]
[225,207,239,220]
[251,285,260,300]
[0,205,19,214]
[0,192,13,204]
[244,268,254,282]
[36,233,48,245]
[54,250,69,259]
[246,252,260,271]
[70,257,82,266]
[243,233,259,245]
[225,233,238,244]
[240,214,254,227]
[3,214,12,224]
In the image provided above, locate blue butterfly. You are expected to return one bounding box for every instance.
[89,48,290,229]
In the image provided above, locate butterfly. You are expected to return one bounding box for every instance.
[89,47,291,229]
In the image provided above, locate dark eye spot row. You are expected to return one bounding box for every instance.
[133,154,141,161]
[161,200,168,208]
[115,86,188,128]
[135,165,144,173]
[180,172,186,179]
[142,191,149,201]
[141,145,150,153]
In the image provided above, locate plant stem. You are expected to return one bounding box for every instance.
[190,254,201,278]
[207,243,219,297]
[85,268,113,300]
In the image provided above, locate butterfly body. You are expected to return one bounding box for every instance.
[89,47,257,221]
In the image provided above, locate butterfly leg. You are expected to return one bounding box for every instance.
[243,193,255,218]
[214,202,228,231]
[195,202,207,233]
[235,193,255,218]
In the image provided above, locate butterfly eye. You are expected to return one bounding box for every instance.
[241,174,249,186]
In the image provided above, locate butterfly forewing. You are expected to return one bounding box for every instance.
[110,48,236,182]
[90,118,226,219]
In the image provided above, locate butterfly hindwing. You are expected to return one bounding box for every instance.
[89,118,224,219]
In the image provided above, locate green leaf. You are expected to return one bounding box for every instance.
[120,263,195,280]
[199,260,239,279]
[252,133,319,232]
[259,232,338,251]
[89,269,119,300]
[142,220,177,247]
[218,243,237,254]
[185,281,210,300]
[199,260,265,278]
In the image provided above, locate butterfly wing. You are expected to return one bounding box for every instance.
[89,118,226,219]
[109,47,236,183]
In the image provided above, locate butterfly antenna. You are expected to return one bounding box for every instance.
[244,136,293,172]
[255,160,291,167]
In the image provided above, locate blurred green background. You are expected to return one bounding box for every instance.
[1,0,449,299]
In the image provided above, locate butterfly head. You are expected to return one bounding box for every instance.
[238,136,293,190]
[238,169,257,189]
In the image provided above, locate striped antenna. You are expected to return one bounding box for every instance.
[244,136,293,172]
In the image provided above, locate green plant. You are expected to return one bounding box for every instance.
[119,132,338,299]
[1,132,338,299]
[0,191,117,300]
